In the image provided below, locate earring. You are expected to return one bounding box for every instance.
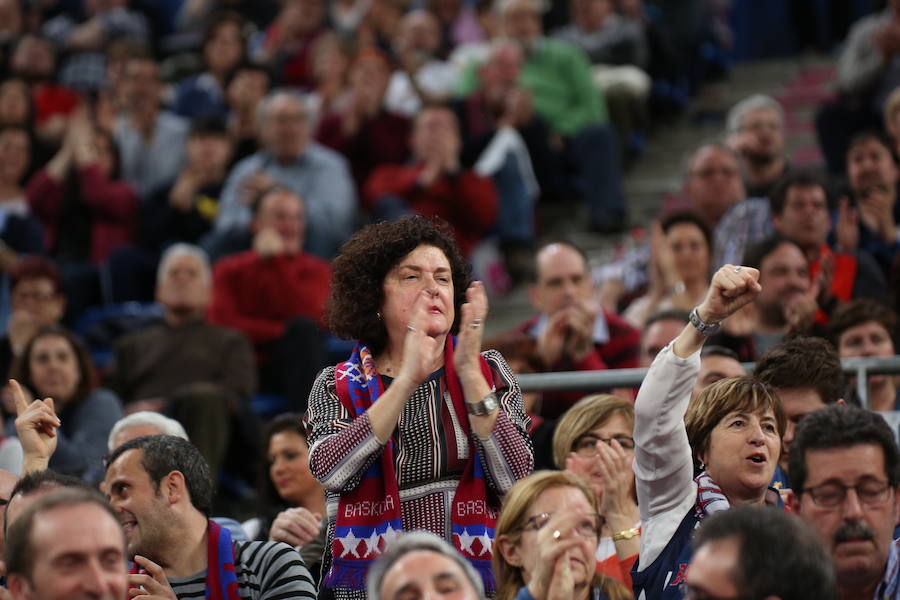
[699,461,707,472]
[376,311,382,320]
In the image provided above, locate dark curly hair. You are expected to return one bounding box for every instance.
[326,216,470,355]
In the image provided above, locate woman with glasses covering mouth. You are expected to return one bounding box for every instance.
[630,265,787,600]
[551,395,639,590]
[493,471,632,600]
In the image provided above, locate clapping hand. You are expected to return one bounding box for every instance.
[453,281,488,378]
[523,512,596,600]
[397,290,445,386]
[835,197,859,253]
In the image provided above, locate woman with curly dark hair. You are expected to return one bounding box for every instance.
[306,215,533,599]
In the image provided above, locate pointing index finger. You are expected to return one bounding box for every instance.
[9,380,28,415]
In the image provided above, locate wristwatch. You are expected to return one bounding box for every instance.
[467,392,499,416]
[689,307,721,337]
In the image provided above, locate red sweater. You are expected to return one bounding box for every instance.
[207,250,332,348]
[26,165,139,264]
[364,164,497,256]
[515,311,641,419]
[315,109,412,188]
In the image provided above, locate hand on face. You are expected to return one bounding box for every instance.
[253,227,286,258]
[397,289,448,385]
[6,310,37,351]
[563,299,598,362]
[128,555,177,600]
[240,170,275,206]
[536,309,569,368]
[783,288,817,335]
[835,197,860,253]
[858,186,897,243]
[587,439,635,520]
[525,511,597,600]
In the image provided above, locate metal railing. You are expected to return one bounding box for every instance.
[517,355,900,409]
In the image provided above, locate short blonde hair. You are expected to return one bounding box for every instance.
[493,471,630,600]
[684,376,785,469]
[552,395,634,469]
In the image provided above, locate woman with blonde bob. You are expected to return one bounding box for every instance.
[552,395,640,589]
[494,471,632,600]
[631,265,786,599]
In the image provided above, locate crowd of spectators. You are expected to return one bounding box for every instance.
[3,1,900,600]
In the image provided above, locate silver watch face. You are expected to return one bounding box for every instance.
[483,393,499,412]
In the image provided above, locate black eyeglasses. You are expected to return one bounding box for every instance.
[574,434,635,456]
[802,479,893,509]
[522,511,605,538]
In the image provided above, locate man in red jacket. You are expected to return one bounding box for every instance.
[364,105,497,256]
[208,186,331,410]
[515,241,640,418]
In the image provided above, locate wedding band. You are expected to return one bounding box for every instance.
[406,324,416,332]
[470,322,481,329]
[733,266,743,273]
[552,530,561,541]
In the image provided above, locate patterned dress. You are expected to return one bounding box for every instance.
[307,349,534,599]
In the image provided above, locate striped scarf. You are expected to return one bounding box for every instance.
[695,471,785,515]
[694,471,730,516]
[326,336,499,592]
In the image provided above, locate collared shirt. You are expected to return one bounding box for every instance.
[114,111,189,199]
[713,196,773,269]
[875,538,900,599]
[216,143,357,258]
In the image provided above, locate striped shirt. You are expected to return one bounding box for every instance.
[168,540,317,600]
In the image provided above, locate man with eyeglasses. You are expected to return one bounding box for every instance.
[724,95,789,199]
[789,404,900,599]
[683,144,747,232]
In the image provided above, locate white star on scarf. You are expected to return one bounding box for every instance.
[382,523,399,549]
[338,529,361,558]
[476,531,492,556]
[456,529,474,554]
[363,530,380,557]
